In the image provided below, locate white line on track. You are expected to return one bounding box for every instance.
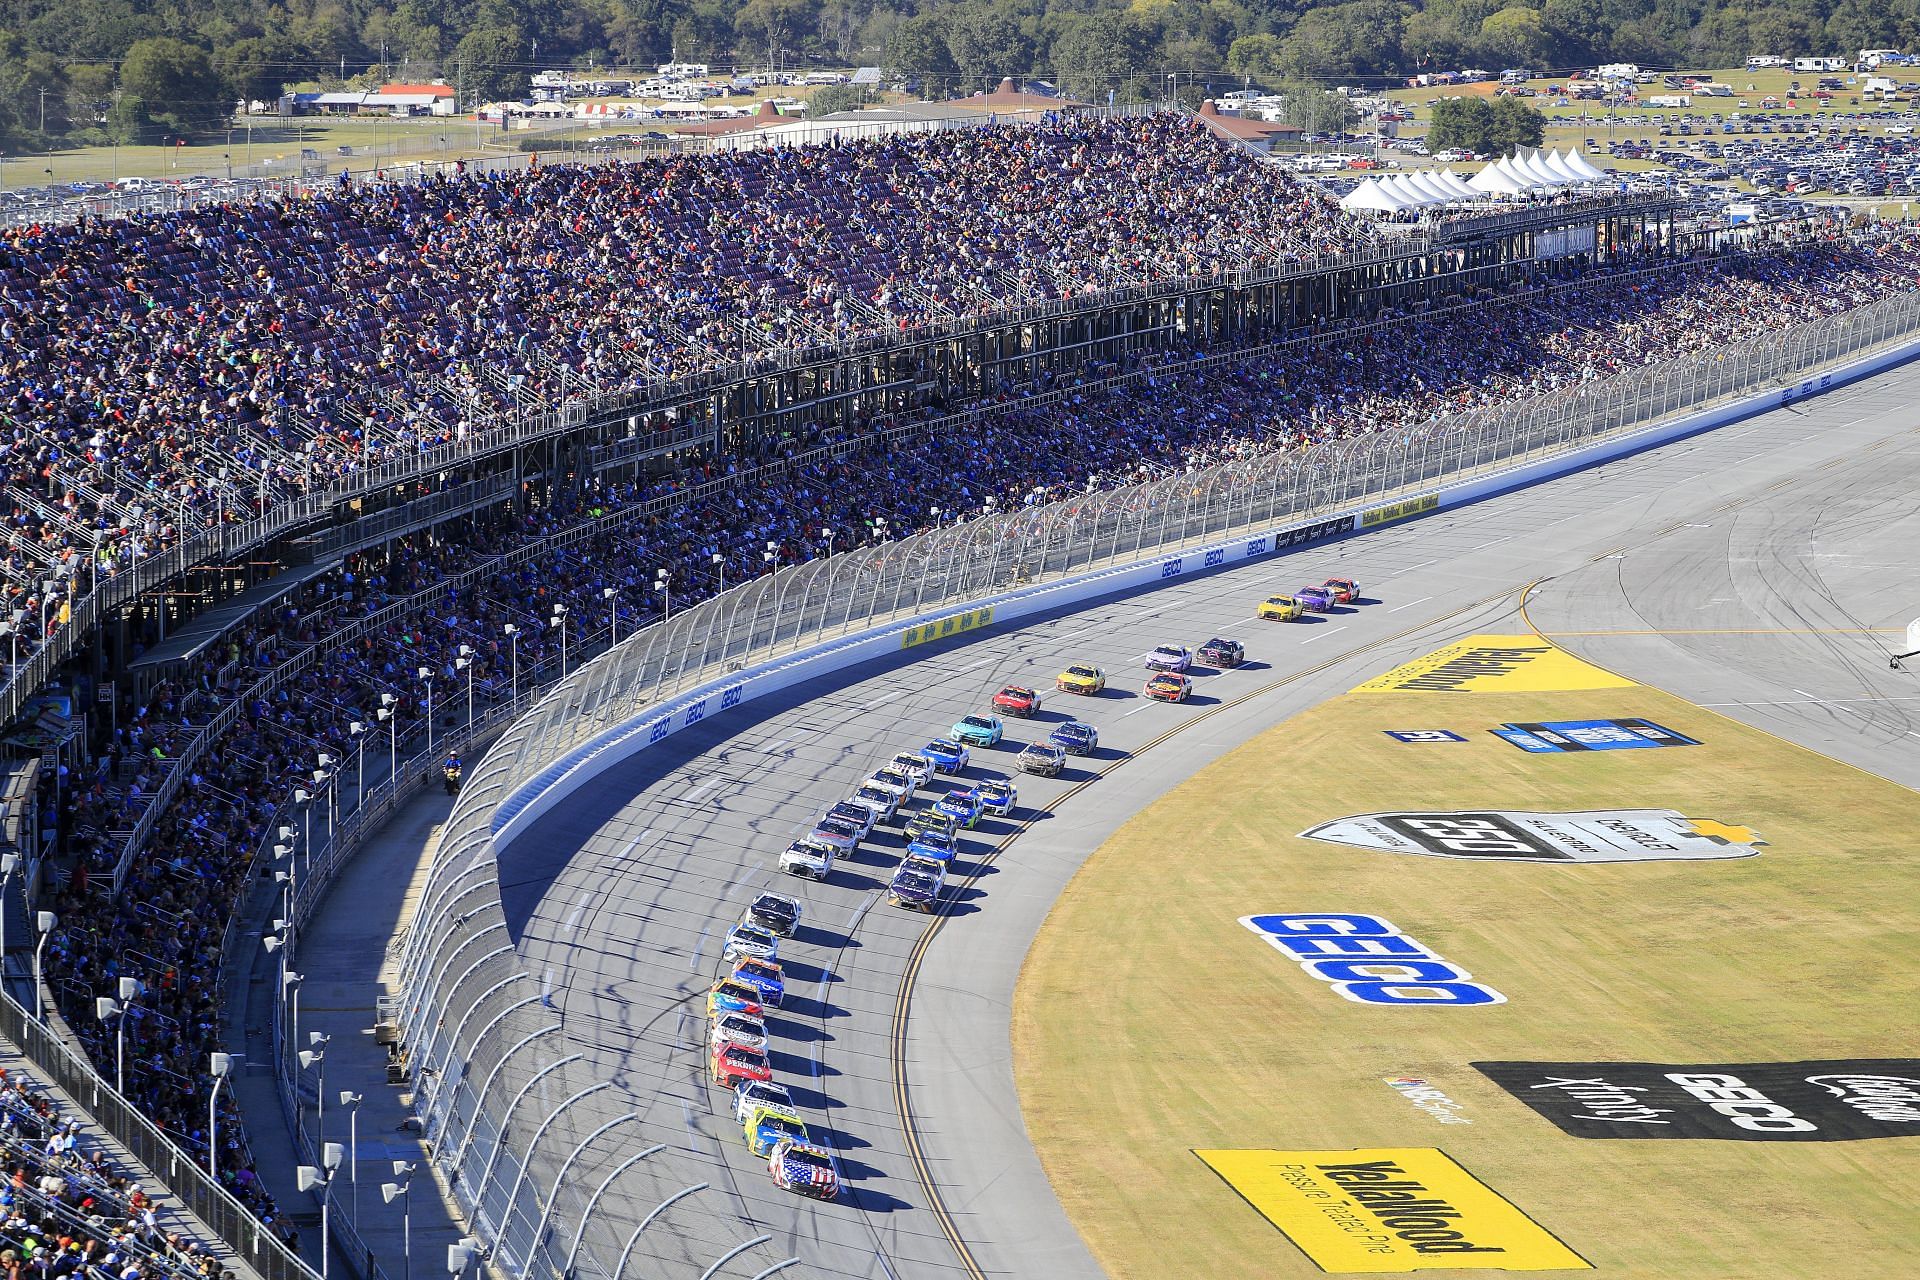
[1788,688,1920,738]
[1121,704,1154,717]
[1298,625,1348,644]
[564,890,593,931]
[620,827,655,859]
[759,737,791,755]
[688,926,710,972]
[953,657,995,674]
[682,777,723,803]
[1701,694,1920,708]
[1387,595,1433,613]
[865,689,905,709]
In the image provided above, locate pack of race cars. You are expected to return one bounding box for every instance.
[707,571,1364,1204]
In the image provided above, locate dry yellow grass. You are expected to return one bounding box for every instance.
[1013,682,1920,1279]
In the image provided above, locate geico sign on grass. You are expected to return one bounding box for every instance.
[1240,913,1505,1007]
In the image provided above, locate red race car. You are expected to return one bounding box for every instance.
[1143,672,1192,703]
[1322,577,1361,604]
[990,685,1043,717]
[711,1041,772,1088]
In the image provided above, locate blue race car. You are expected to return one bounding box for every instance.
[906,828,959,863]
[1050,720,1100,755]
[934,786,985,829]
[1295,585,1336,613]
[979,778,1017,816]
[730,957,785,1009]
[921,738,972,774]
[950,714,1005,747]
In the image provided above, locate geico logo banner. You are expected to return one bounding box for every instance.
[1474,1060,1920,1141]
[1240,913,1505,1006]
[1298,810,1765,865]
[1193,1148,1589,1272]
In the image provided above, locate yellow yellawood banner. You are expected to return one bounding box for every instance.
[1194,1148,1590,1272]
[900,605,994,650]
[1351,634,1637,694]
[1360,494,1440,528]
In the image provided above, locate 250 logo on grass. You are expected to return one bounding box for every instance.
[1241,913,1506,1007]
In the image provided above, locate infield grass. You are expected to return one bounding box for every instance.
[1012,679,1920,1279]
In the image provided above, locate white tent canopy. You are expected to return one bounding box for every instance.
[1339,179,1415,212]
[1468,157,1529,194]
[1562,149,1609,181]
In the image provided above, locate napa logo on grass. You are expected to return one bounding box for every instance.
[1299,810,1766,864]
[1193,1147,1589,1271]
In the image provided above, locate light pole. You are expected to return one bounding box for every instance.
[821,526,835,558]
[0,851,17,971]
[417,666,434,751]
[712,551,726,594]
[456,646,475,724]
[602,588,619,646]
[379,694,398,777]
[283,971,304,1079]
[209,1052,240,1184]
[301,1033,330,1145]
[31,910,55,1023]
[340,1091,363,1226]
[297,1143,344,1280]
[293,787,313,862]
[654,569,670,621]
[503,623,520,699]
[350,722,367,805]
[550,606,568,677]
[383,1163,416,1280]
[95,976,142,1094]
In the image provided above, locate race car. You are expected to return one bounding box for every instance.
[850,783,901,824]
[904,810,959,844]
[1197,637,1245,668]
[991,685,1044,718]
[950,714,1005,748]
[934,786,986,829]
[865,766,917,802]
[979,778,1017,816]
[1018,742,1067,777]
[779,837,834,880]
[1056,664,1108,696]
[1144,644,1193,673]
[707,979,766,1020]
[730,957,785,1008]
[733,1079,794,1123]
[747,892,803,938]
[906,826,959,864]
[921,738,972,774]
[1322,577,1360,604]
[744,1104,811,1158]
[710,1013,769,1054]
[808,813,862,854]
[886,751,934,787]
[1257,594,1305,622]
[1050,720,1100,755]
[1143,672,1192,703]
[722,922,780,964]
[711,1041,772,1088]
[769,1138,840,1201]
[1296,585,1336,613]
[826,800,876,842]
[888,855,947,911]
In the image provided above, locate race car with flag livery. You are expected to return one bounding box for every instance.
[1197,637,1245,667]
[1143,672,1192,703]
[990,686,1043,717]
[769,1138,840,1200]
[1055,664,1107,695]
[1258,594,1305,622]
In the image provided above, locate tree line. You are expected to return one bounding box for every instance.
[0,0,1911,148]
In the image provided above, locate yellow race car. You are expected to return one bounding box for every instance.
[1257,594,1305,622]
[1055,664,1108,695]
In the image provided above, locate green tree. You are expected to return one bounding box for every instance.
[214,35,296,107]
[1225,32,1285,83]
[1276,0,1403,80]
[734,0,818,73]
[1486,93,1544,151]
[884,13,957,85]
[945,3,1032,83]
[1277,79,1359,131]
[1049,13,1147,99]
[808,82,870,113]
[121,37,227,137]
[1428,93,1542,155]
[451,25,528,103]
[1479,6,1552,65]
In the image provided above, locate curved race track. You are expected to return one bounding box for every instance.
[503,358,1920,1280]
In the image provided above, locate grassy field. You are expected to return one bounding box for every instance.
[1012,648,1920,1279]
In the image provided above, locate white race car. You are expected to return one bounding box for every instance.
[826,800,877,841]
[734,1079,794,1123]
[709,1013,769,1054]
[850,783,901,824]
[779,838,835,881]
[887,751,934,787]
[866,767,917,802]
[723,923,780,964]
[1144,644,1193,673]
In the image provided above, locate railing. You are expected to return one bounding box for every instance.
[386,283,1920,1280]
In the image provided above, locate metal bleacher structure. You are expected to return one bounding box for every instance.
[0,124,1714,1280]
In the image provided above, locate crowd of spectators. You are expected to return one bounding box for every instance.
[0,112,1363,676]
[0,111,1915,1247]
[0,1065,231,1279]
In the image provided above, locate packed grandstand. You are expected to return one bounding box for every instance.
[0,107,1915,1273]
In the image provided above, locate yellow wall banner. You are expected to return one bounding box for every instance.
[1360,494,1440,528]
[1194,1148,1590,1272]
[1351,634,1637,694]
[899,606,994,650]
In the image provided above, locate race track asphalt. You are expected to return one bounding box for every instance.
[503,358,1920,1280]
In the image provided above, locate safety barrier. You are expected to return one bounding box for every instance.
[388,285,1920,1280]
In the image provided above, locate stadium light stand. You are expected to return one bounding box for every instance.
[0,851,17,968]
[418,667,434,751]
[712,551,726,594]
[503,623,521,700]
[384,1162,417,1280]
[350,721,368,801]
[340,1091,364,1224]
[601,589,619,646]
[210,1052,242,1185]
[31,910,55,1023]
[455,647,476,724]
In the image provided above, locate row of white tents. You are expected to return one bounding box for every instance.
[1339,147,1612,212]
